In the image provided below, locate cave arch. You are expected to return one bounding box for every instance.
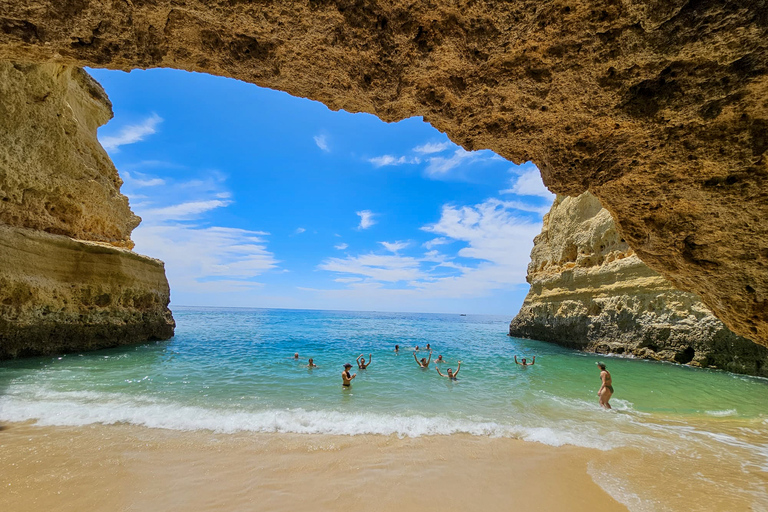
[0,0,766,345]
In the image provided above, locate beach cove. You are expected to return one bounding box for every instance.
[1,308,767,511]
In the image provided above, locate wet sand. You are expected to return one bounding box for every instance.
[0,422,626,512]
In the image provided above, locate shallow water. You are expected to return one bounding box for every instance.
[1,307,767,510]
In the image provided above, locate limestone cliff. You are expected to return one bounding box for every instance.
[0,62,174,359]
[0,225,174,359]
[0,1,766,346]
[510,193,768,377]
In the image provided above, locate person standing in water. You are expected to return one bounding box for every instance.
[306,358,317,368]
[293,353,299,360]
[357,354,372,369]
[597,362,613,409]
[394,345,399,355]
[435,354,446,364]
[515,355,535,366]
[413,351,432,368]
[426,343,431,351]
[436,361,462,380]
[342,363,356,387]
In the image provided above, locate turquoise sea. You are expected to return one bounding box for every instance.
[1,307,767,510]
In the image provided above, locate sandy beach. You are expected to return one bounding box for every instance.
[0,422,627,512]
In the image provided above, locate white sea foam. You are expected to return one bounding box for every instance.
[0,388,619,449]
[705,409,737,417]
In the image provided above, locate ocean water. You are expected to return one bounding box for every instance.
[1,307,767,510]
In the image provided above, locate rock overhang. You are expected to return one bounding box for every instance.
[0,0,766,345]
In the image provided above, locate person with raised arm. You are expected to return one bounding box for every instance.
[413,351,432,368]
[514,355,535,366]
[357,353,372,369]
[436,361,462,380]
[342,363,356,387]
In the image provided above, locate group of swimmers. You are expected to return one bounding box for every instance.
[293,348,614,408]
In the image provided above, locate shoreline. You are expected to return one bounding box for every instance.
[0,421,626,512]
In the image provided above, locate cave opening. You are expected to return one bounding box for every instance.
[89,67,554,316]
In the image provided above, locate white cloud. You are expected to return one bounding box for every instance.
[100,113,163,152]
[423,237,452,249]
[334,243,349,250]
[143,199,232,222]
[122,171,165,188]
[500,166,554,199]
[295,227,306,234]
[379,241,409,253]
[356,210,377,230]
[368,155,421,167]
[315,198,544,301]
[413,142,451,154]
[319,253,426,282]
[132,225,278,295]
[424,148,480,176]
[314,134,330,152]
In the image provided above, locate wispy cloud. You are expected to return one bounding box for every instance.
[500,166,554,200]
[319,253,425,282]
[143,199,232,222]
[315,198,545,301]
[413,142,451,154]
[356,210,377,230]
[100,113,163,152]
[122,171,165,188]
[368,155,421,167]
[379,241,409,253]
[424,148,481,177]
[314,134,330,152]
[334,243,349,250]
[423,237,452,249]
[127,171,279,296]
[295,227,306,234]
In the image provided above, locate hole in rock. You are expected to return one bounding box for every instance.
[90,68,556,316]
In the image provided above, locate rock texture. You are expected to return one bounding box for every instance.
[0,225,174,359]
[0,1,764,346]
[0,62,174,359]
[0,62,138,248]
[510,192,768,376]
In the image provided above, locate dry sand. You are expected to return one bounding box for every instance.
[0,422,626,512]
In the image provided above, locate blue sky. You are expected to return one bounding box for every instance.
[89,68,555,315]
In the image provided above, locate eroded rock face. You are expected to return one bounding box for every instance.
[0,62,138,248]
[0,62,174,359]
[0,1,766,345]
[510,193,768,376]
[0,225,174,359]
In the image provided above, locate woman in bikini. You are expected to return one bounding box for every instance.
[597,362,613,409]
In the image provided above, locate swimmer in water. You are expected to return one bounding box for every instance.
[306,358,317,368]
[426,343,431,351]
[436,361,462,380]
[435,354,446,364]
[342,363,356,387]
[415,345,420,351]
[357,353,372,369]
[596,362,613,409]
[515,355,535,366]
[413,351,432,368]
[394,345,399,354]
[293,353,299,360]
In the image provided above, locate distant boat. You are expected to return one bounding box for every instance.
[460,314,467,316]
